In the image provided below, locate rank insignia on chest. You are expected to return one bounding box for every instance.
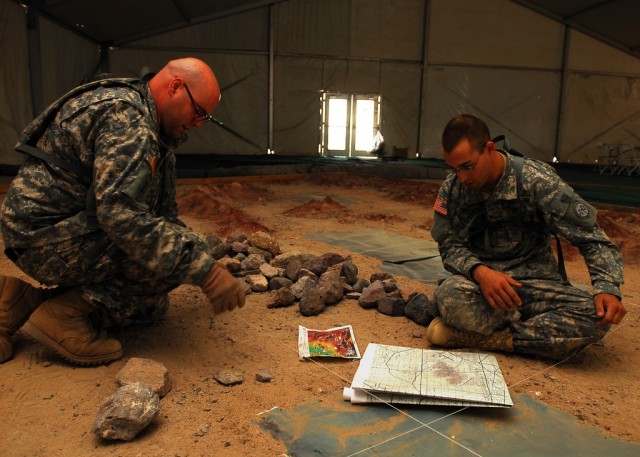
[434,197,448,216]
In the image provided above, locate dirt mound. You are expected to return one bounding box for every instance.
[598,214,634,239]
[596,210,640,264]
[177,185,270,236]
[213,182,272,204]
[283,196,348,218]
[306,174,439,205]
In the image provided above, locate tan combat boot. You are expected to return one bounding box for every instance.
[0,275,51,363]
[21,289,123,365]
[426,317,514,353]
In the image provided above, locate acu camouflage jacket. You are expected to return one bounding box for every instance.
[0,79,213,286]
[431,152,624,297]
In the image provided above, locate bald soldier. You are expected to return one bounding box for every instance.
[426,114,625,360]
[0,57,245,365]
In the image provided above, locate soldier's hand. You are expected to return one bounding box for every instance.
[201,264,246,315]
[594,293,626,326]
[472,265,522,312]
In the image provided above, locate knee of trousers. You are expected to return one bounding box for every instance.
[434,275,475,309]
[434,276,481,324]
[434,275,517,335]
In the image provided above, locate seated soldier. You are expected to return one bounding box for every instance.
[426,114,626,360]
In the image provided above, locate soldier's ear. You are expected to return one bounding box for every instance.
[168,78,183,97]
[484,141,496,153]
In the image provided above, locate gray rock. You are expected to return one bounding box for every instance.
[317,264,343,305]
[255,369,274,383]
[299,287,325,316]
[226,233,247,243]
[382,278,398,293]
[246,274,268,292]
[303,252,344,276]
[284,259,302,281]
[205,234,222,247]
[358,280,387,309]
[92,382,160,441]
[240,253,265,272]
[231,241,249,255]
[352,278,370,293]
[341,259,358,285]
[377,296,406,317]
[404,293,439,326]
[296,268,318,282]
[269,276,293,290]
[290,276,317,300]
[247,246,273,263]
[271,251,316,268]
[214,369,244,386]
[206,235,231,260]
[218,257,241,274]
[267,288,296,308]
[259,263,282,279]
[248,231,281,256]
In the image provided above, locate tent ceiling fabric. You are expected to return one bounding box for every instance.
[513,0,640,57]
[19,0,282,46]
[18,1,640,57]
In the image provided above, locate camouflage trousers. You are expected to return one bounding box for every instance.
[433,275,609,360]
[9,233,182,328]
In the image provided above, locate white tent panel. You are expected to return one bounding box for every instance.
[274,0,424,61]
[274,0,351,57]
[273,56,324,156]
[350,0,424,61]
[421,65,559,160]
[428,0,564,69]
[569,30,640,75]
[39,17,100,106]
[0,1,31,164]
[125,7,269,52]
[559,72,640,163]
[379,62,421,156]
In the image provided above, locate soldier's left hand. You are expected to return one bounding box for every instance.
[594,293,626,326]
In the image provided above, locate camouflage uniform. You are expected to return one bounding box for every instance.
[1,79,213,327]
[431,152,624,359]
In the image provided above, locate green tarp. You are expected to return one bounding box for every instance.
[259,391,640,457]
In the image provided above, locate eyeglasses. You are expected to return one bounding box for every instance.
[446,142,486,174]
[447,156,480,174]
[184,83,214,124]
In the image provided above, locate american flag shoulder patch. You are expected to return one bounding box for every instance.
[434,197,448,216]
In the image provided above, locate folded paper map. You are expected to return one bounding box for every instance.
[344,343,513,408]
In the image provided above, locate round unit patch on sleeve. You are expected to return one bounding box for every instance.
[573,201,591,219]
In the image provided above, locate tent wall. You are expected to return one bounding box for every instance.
[0,1,34,165]
[2,0,640,165]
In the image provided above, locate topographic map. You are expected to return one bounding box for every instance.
[344,343,513,408]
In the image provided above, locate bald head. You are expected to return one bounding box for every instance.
[148,57,221,138]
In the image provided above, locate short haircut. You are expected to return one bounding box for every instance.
[441,114,491,154]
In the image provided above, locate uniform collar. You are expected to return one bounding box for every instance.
[488,151,519,201]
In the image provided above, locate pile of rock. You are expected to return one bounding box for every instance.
[206,231,438,326]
